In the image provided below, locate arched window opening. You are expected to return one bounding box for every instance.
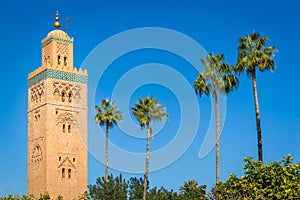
[62,124,65,133]
[64,56,67,66]
[34,94,38,103]
[62,168,65,178]
[61,91,65,102]
[59,156,61,161]
[73,158,75,162]
[68,93,72,103]
[68,169,71,178]
[68,125,71,133]
[57,55,61,65]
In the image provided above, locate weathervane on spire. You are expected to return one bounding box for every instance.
[65,17,73,34]
[54,11,61,29]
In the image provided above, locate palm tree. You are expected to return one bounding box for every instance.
[131,97,169,200]
[236,32,278,163]
[95,99,123,181]
[179,179,206,199]
[179,180,200,193]
[194,53,238,183]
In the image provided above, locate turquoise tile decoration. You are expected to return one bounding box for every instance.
[42,37,73,47]
[28,69,87,87]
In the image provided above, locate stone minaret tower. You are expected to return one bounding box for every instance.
[28,12,88,199]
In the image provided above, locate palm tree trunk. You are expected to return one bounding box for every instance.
[105,121,109,181]
[213,81,220,184]
[251,71,263,163]
[143,122,150,200]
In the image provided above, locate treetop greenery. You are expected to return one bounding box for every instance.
[210,154,300,199]
[3,155,298,199]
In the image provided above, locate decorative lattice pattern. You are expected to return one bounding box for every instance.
[28,69,87,87]
[33,110,41,122]
[31,144,43,169]
[31,82,45,103]
[42,37,73,47]
[56,112,78,127]
[56,42,69,56]
[43,44,50,64]
[53,81,81,100]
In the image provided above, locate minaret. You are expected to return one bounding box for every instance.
[28,12,88,199]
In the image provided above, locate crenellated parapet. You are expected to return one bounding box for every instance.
[28,65,88,85]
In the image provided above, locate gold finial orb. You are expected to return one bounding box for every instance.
[54,11,61,29]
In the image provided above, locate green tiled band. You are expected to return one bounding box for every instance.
[28,69,87,87]
[42,37,73,47]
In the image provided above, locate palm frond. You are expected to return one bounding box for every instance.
[131,97,169,130]
[95,99,123,129]
[236,32,278,76]
[194,53,239,97]
[194,73,211,97]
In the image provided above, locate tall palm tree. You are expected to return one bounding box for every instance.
[194,53,238,183]
[95,99,123,181]
[236,32,278,163]
[131,97,169,200]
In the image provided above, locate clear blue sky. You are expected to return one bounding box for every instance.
[0,0,299,196]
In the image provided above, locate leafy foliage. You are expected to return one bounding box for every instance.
[128,177,145,200]
[211,155,300,199]
[0,193,51,200]
[89,175,204,200]
[73,191,90,200]
[147,187,178,200]
[3,157,300,200]
[89,174,128,200]
[0,195,31,200]
[179,180,206,200]
[38,193,50,200]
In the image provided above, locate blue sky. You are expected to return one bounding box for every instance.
[0,0,300,196]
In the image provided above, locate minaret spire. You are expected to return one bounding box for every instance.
[54,11,61,29]
[28,12,87,199]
